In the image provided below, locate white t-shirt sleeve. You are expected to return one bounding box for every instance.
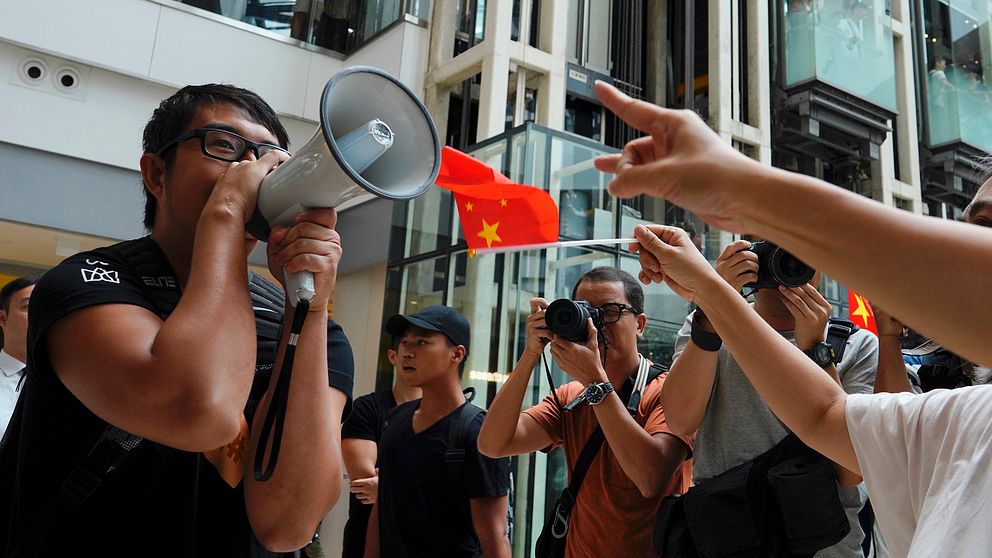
[846,386,992,557]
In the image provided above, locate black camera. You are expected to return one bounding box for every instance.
[544,299,604,343]
[744,241,815,290]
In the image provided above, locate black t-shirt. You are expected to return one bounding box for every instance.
[0,237,354,557]
[340,389,399,558]
[377,400,510,558]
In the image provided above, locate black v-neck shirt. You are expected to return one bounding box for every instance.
[376,400,510,558]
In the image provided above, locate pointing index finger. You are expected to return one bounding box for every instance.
[595,80,670,134]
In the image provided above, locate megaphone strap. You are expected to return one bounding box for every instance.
[253,299,311,481]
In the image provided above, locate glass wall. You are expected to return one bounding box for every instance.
[383,124,713,556]
[782,0,897,111]
[174,0,429,54]
[922,0,992,150]
[566,0,612,74]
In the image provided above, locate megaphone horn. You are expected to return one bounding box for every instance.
[247,66,441,305]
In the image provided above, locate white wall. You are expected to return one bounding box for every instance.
[0,0,431,170]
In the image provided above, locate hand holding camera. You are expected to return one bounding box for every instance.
[743,241,815,290]
[523,297,552,358]
[544,299,608,386]
[716,240,759,292]
[779,284,832,350]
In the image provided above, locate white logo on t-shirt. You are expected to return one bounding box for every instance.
[81,267,120,284]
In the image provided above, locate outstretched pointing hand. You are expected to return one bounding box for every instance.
[593,81,762,233]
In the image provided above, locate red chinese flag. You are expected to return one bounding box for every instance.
[848,290,877,335]
[435,147,559,251]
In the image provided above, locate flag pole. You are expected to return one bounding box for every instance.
[474,237,638,255]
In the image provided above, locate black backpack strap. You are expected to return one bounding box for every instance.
[247,272,285,421]
[826,318,859,364]
[9,424,144,557]
[549,424,605,540]
[445,401,486,478]
[556,370,650,520]
[444,400,487,536]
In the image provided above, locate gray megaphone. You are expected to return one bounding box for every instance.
[247,66,441,305]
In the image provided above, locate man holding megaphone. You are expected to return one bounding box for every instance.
[0,84,355,556]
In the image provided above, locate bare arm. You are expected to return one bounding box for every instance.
[246,209,347,551]
[631,226,859,474]
[591,393,689,498]
[663,240,756,436]
[478,299,554,458]
[662,316,719,437]
[873,306,914,394]
[594,80,992,366]
[702,282,858,472]
[470,496,512,558]
[364,502,380,558]
[549,330,690,498]
[343,438,378,504]
[50,153,289,451]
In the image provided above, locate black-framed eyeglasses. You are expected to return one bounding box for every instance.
[154,128,290,162]
[599,303,639,323]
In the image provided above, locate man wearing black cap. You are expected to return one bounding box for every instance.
[366,305,511,558]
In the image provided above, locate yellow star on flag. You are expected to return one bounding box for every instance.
[500,199,508,207]
[466,202,474,212]
[477,219,502,248]
[851,293,871,324]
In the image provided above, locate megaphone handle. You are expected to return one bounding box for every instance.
[285,270,316,306]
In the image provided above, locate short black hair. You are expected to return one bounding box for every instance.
[1,275,39,314]
[571,266,644,314]
[141,84,290,230]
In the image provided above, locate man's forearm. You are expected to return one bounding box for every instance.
[364,502,380,558]
[661,336,719,436]
[592,395,684,498]
[747,167,992,365]
[695,278,860,474]
[478,351,540,457]
[480,534,512,558]
[816,363,862,486]
[155,211,258,424]
[875,334,914,393]
[246,308,345,551]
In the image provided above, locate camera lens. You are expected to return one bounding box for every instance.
[545,299,592,343]
[769,248,815,287]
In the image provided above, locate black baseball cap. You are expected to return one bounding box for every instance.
[386,305,471,353]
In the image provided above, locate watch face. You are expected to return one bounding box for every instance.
[586,383,605,404]
[814,344,834,365]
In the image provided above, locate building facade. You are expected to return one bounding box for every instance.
[0,0,987,555]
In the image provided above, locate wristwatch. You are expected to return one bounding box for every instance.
[584,382,615,406]
[804,342,835,368]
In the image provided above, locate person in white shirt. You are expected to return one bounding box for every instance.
[592,80,992,557]
[0,276,36,439]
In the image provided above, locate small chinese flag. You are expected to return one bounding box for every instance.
[435,147,559,251]
[848,290,877,335]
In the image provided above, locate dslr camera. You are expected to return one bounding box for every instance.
[744,241,815,290]
[544,299,605,343]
